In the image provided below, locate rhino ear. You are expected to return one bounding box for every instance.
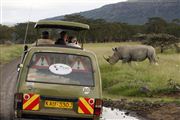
[112,47,118,52]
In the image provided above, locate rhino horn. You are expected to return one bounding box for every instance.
[112,47,117,52]
[112,48,115,51]
[103,56,109,62]
[103,55,108,60]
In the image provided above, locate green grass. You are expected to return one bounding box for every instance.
[84,42,180,98]
[0,44,23,64]
[0,42,180,100]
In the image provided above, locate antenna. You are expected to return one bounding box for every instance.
[20,1,33,63]
[24,22,30,44]
[20,22,30,63]
[23,0,33,45]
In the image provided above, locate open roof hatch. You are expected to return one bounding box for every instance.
[34,20,89,49]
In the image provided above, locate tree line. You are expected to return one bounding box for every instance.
[0,15,180,45]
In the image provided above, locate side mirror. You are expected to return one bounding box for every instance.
[21,45,28,63]
[24,45,28,51]
[24,45,28,55]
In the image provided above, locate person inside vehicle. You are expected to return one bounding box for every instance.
[67,36,81,48]
[55,31,68,45]
[36,31,54,45]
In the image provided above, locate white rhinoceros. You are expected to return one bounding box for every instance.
[104,45,158,65]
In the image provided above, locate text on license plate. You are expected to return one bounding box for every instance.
[44,100,73,109]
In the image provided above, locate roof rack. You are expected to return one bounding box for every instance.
[34,20,90,31]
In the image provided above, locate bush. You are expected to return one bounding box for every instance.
[138,33,180,53]
[4,40,14,46]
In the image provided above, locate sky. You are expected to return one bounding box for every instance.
[0,0,127,25]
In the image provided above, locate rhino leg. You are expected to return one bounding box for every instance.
[147,56,153,64]
[148,54,158,65]
[148,56,155,64]
[122,57,131,64]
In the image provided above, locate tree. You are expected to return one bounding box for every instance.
[14,22,37,43]
[145,17,167,33]
[0,24,14,44]
[63,15,145,43]
[172,18,180,25]
[142,33,180,53]
[166,20,180,37]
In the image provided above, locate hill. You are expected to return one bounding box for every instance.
[47,0,180,24]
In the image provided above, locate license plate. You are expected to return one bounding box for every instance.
[44,100,73,109]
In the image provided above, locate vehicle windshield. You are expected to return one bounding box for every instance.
[27,52,94,86]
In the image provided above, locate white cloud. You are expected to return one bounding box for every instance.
[0,0,2,24]
[2,0,127,24]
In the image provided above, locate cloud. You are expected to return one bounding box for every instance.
[2,0,127,24]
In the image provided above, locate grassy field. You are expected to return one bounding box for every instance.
[84,42,180,99]
[0,44,23,64]
[0,43,180,100]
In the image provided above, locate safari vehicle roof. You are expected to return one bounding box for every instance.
[34,20,90,31]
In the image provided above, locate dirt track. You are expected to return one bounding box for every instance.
[0,58,20,120]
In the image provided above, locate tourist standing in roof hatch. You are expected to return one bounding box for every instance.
[55,31,68,45]
[35,31,54,45]
[67,36,81,48]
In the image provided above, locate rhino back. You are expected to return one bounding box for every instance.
[116,45,150,61]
